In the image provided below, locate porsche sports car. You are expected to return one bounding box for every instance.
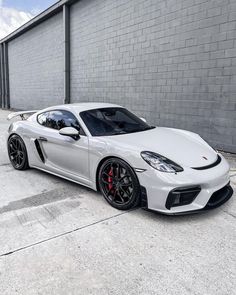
[7,103,233,214]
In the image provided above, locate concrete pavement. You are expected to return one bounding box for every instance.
[0,109,235,295]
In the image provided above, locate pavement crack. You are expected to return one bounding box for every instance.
[2,251,14,256]
[222,210,236,219]
[0,163,10,167]
[0,209,137,258]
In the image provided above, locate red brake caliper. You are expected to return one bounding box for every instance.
[108,168,113,191]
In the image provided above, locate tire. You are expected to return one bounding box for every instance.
[98,158,140,210]
[8,134,29,170]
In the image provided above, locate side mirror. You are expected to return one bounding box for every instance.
[140,117,147,123]
[59,127,80,140]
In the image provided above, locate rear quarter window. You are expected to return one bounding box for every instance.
[37,112,49,126]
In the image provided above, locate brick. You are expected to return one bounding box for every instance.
[225,48,236,58]
[228,12,236,22]
[220,21,236,32]
[207,7,222,18]
[218,40,234,50]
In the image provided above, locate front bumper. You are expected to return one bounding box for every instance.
[137,154,233,214]
[163,182,233,215]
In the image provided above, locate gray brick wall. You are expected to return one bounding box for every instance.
[70,0,236,152]
[8,12,64,110]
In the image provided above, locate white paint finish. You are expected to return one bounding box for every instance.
[6,103,232,213]
[104,127,217,167]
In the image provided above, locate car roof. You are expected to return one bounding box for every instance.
[40,102,124,113]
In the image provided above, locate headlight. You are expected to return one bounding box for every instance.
[141,151,183,173]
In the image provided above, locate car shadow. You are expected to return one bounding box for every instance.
[135,205,227,223]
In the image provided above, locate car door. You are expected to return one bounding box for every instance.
[37,110,89,184]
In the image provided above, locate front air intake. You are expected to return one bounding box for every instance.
[205,182,233,209]
[166,186,201,209]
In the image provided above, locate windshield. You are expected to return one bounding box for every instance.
[80,107,155,136]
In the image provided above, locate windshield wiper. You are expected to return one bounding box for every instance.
[106,126,155,136]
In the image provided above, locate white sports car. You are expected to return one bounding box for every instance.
[7,103,233,214]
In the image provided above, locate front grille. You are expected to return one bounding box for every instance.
[192,155,221,170]
[205,182,233,209]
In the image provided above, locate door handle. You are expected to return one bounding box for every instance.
[38,136,48,142]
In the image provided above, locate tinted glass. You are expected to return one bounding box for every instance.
[80,107,154,136]
[38,110,85,135]
[37,112,49,126]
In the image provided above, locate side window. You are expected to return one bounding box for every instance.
[37,112,49,126]
[47,111,63,130]
[38,110,85,136]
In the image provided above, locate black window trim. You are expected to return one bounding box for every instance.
[37,109,87,136]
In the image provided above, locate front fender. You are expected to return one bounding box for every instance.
[88,137,149,190]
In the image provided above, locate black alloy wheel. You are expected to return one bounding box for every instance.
[99,158,140,210]
[8,135,29,170]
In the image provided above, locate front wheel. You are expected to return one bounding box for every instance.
[98,158,140,210]
[8,134,29,170]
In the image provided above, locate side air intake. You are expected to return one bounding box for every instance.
[34,139,45,163]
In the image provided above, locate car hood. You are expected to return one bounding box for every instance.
[106,127,217,168]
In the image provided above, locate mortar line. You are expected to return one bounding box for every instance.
[0,209,137,258]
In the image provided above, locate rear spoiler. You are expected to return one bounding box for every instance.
[7,110,38,120]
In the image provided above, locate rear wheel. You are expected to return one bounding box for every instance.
[8,134,29,170]
[98,158,140,210]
